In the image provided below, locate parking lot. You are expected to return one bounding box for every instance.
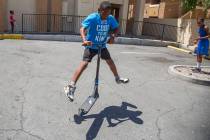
[0,40,210,140]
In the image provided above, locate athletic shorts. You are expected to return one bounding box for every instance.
[83,48,111,62]
[196,39,209,56]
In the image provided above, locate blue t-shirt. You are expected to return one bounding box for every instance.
[81,12,119,49]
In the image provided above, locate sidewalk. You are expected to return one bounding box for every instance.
[2,33,209,60]
[1,33,174,47]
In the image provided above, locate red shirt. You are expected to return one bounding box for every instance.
[9,15,15,23]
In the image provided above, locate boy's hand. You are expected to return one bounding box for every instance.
[82,41,92,46]
[107,36,115,44]
[193,39,198,45]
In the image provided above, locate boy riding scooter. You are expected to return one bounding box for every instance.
[64,1,129,101]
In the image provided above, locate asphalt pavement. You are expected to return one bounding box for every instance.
[0,40,210,140]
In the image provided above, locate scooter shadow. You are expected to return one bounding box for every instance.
[74,102,143,140]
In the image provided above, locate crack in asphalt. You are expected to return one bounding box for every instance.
[22,130,45,140]
[0,129,44,140]
[155,108,176,140]
[0,53,45,140]
[175,85,196,119]
[19,85,28,131]
[184,86,196,113]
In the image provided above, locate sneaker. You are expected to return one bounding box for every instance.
[192,68,201,73]
[64,85,76,102]
[116,77,129,84]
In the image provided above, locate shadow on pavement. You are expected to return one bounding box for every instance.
[74,102,143,140]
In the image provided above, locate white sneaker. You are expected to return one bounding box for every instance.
[115,77,129,84]
[64,85,76,102]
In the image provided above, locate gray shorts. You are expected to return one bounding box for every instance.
[83,48,111,62]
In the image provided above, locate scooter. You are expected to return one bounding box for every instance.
[78,43,104,116]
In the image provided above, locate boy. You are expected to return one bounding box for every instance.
[64,1,129,101]
[194,18,210,72]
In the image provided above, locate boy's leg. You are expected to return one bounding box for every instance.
[105,59,129,83]
[197,55,202,67]
[64,48,96,101]
[71,61,89,84]
[101,48,129,84]
[11,22,14,33]
[105,59,119,77]
[64,61,88,101]
[194,55,202,72]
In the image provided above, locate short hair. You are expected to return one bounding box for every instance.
[99,1,111,10]
[199,18,205,23]
[10,10,14,14]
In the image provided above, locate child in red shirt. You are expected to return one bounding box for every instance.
[9,10,15,33]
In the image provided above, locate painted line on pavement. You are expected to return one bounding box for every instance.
[120,52,163,55]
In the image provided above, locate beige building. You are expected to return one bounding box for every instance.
[0,0,145,35]
[144,0,181,18]
[143,0,210,46]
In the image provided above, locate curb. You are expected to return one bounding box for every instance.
[23,34,174,47]
[168,65,210,86]
[1,34,172,47]
[0,34,3,40]
[23,34,82,42]
[2,34,24,40]
[167,45,192,54]
[0,34,181,47]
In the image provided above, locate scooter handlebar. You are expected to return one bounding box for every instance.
[82,42,106,47]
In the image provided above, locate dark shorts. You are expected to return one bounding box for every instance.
[83,48,111,62]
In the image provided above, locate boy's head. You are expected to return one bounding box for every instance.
[10,10,14,15]
[98,1,111,19]
[197,18,204,27]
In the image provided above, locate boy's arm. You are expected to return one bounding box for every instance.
[110,28,118,38]
[108,15,119,44]
[80,27,92,46]
[80,27,87,42]
[107,28,118,44]
[205,26,210,38]
[80,14,95,46]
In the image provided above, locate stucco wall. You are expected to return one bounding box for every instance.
[144,18,178,26]
[7,0,36,32]
[62,0,75,15]
[143,18,210,46]
[75,0,126,17]
[0,0,7,32]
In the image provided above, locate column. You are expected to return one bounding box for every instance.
[133,0,145,36]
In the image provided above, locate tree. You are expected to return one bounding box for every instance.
[182,0,198,12]
[182,0,210,17]
[202,0,210,10]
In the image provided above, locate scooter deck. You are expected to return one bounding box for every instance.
[78,95,98,116]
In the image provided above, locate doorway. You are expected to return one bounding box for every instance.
[111,4,120,22]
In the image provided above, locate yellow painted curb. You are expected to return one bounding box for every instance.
[3,34,24,40]
[0,34,3,40]
[167,45,192,54]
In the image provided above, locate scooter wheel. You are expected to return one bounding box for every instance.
[78,108,85,116]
